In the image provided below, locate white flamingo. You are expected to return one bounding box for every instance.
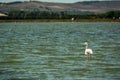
[84,42,93,56]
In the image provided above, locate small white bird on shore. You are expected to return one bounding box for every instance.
[84,42,93,56]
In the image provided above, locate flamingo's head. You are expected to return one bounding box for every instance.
[84,42,88,46]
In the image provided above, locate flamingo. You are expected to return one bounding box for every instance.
[84,42,93,56]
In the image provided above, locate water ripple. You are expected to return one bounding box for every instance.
[0,22,120,80]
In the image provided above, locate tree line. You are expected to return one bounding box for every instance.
[0,10,120,20]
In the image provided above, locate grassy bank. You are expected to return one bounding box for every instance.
[0,19,120,22]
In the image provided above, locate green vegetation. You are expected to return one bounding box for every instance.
[0,10,120,21]
[96,11,120,19]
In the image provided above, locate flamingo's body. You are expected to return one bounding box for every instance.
[85,48,93,55]
[84,42,93,56]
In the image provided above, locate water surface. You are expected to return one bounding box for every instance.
[0,22,120,80]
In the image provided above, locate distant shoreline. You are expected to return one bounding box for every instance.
[0,19,120,22]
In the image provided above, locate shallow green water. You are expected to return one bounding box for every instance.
[0,22,120,80]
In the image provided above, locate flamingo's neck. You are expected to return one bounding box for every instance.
[85,45,88,49]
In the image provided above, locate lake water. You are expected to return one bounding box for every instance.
[0,22,120,80]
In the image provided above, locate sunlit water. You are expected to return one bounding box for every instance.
[0,22,120,80]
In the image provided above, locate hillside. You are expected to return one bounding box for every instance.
[0,1,120,14]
